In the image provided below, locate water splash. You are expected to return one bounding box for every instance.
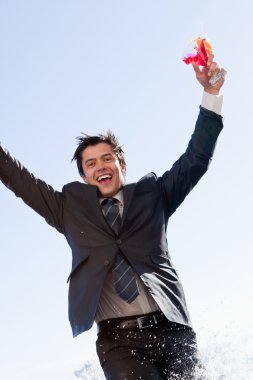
[200,327,253,380]
[74,359,104,380]
[74,326,253,379]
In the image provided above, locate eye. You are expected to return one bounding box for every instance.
[104,156,112,162]
[87,161,95,168]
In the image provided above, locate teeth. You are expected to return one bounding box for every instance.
[98,175,111,182]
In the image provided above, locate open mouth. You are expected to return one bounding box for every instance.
[97,174,112,185]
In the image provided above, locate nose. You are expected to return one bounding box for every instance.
[96,160,106,171]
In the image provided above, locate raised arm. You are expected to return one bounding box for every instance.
[161,55,225,218]
[0,144,64,233]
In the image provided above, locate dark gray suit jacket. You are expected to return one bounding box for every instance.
[0,107,223,337]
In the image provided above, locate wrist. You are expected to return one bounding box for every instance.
[202,91,223,115]
[204,86,220,96]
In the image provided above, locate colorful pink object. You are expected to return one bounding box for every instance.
[183,37,213,67]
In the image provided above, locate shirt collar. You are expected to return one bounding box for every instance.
[99,189,123,206]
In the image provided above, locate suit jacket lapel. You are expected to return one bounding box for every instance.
[122,183,136,225]
[82,184,114,236]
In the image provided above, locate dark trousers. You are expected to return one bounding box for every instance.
[96,312,205,380]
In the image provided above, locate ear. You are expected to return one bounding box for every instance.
[81,174,87,183]
[121,162,126,175]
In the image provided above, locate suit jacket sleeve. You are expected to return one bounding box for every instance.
[162,106,223,218]
[0,144,64,233]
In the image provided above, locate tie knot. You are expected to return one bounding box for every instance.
[102,197,118,206]
[101,198,120,213]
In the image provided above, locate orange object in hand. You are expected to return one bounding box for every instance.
[183,37,213,67]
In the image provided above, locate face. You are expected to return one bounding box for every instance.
[81,143,126,198]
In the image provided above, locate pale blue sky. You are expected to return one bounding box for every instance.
[0,1,252,379]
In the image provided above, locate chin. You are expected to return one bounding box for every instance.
[98,188,114,198]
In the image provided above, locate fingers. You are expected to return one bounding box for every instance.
[207,55,226,86]
[209,68,227,86]
[207,57,221,78]
[191,61,202,75]
[207,54,214,68]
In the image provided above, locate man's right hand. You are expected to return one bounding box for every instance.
[192,54,226,95]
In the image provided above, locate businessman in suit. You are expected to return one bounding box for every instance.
[0,57,225,379]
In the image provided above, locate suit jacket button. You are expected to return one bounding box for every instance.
[116,239,122,244]
[104,260,110,266]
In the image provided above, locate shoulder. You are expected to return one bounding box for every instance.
[62,181,96,195]
[137,172,157,183]
[62,181,84,191]
[135,172,158,192]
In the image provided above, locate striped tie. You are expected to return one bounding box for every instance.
[101,198,139,303]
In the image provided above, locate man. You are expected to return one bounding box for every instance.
[0,57,225,379]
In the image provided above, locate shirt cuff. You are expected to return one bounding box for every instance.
[201,91,223,115]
